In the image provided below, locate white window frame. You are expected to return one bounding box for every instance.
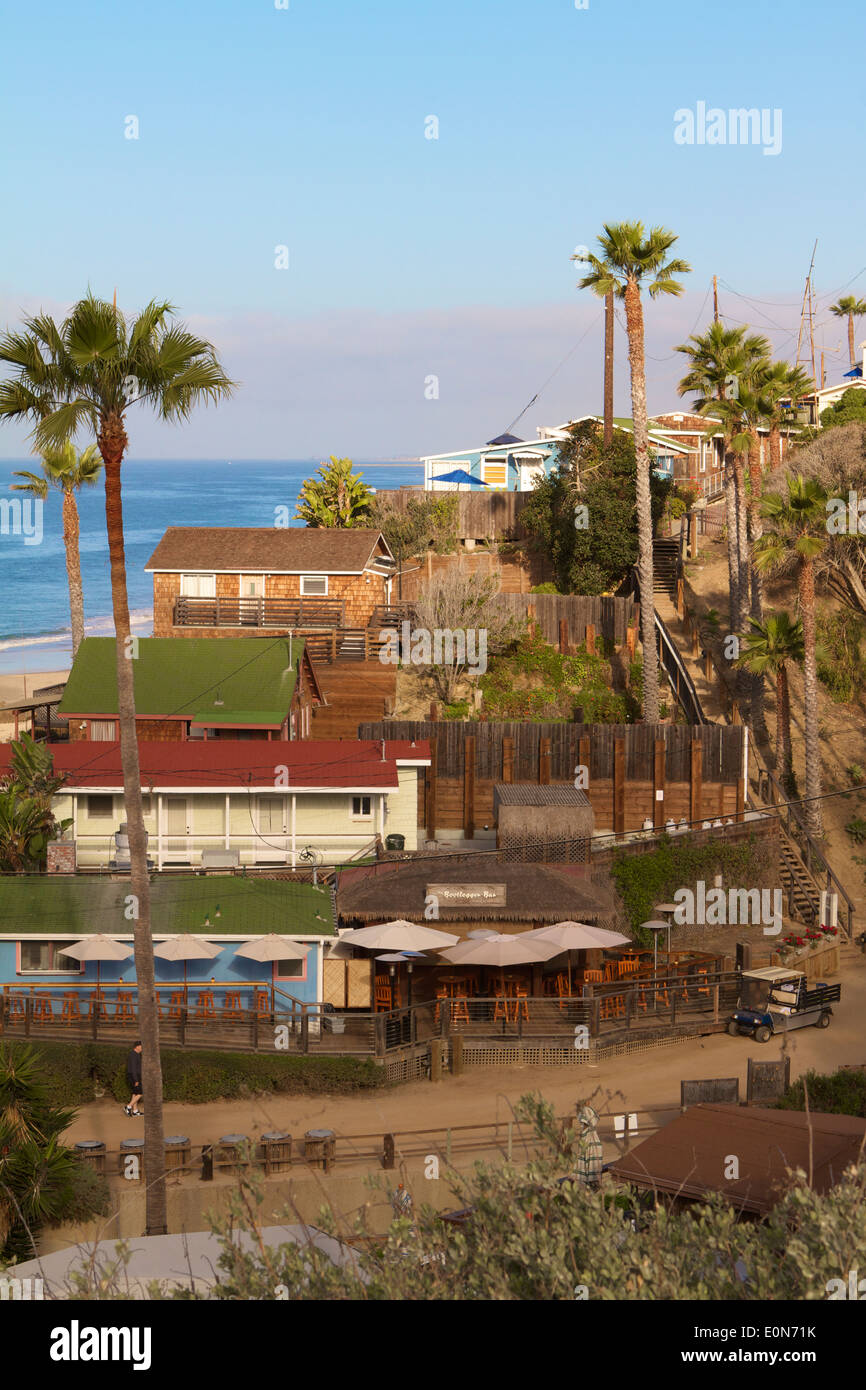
[240,574,265,597]
[351,795,372,820]
[256,795,286,834]
[300,575,328,597]
[89,719,117,741]
[19,941,85,975]
[86,795,115,819]
[180,573,216,598]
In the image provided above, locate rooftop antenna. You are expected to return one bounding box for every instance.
[713,275,719,324]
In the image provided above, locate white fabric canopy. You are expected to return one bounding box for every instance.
[234,935,311,962]
[439,933,560,967]
[339,920,459,950]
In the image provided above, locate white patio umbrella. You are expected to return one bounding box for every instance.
[338,920,459,951]
[522,921,631,994]
[233,935,311,962]
[438,932,560,1002]
[153,935,222,1007]
[60,935,133,1004]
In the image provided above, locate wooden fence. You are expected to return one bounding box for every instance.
[498,594,634,647]
[359,721,747,836]
[375,487,532,540]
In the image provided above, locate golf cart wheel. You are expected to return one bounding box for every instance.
[754,1025,772,1043]
[727,1021,740,1037]
[815,1012,831,1029]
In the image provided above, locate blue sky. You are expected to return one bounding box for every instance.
[1,0,863,458]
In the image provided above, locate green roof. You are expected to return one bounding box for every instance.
[0,875,336,937]
[58,638,303,723]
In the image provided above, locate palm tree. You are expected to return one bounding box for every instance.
[736,613,804,795]
[295,456,373,527]
[10,441,102,657]
[755,476,829,836]
[675,324,770,632]
[829,296,866,369]
[0,295,234,1235]
[762,362,814,469]
[576,223,691,723]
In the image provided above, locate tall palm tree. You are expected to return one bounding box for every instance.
[829,296,866,369]
[0,295,234,1235]
[755,476,829,836]
[762,362,814,469]
[576,222,691,723]
[675,324,770,633]
[736,612,804,795]
[10,441,102,657]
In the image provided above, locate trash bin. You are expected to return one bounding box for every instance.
[385,834,405,852]
[324,1013,346,1034]
[164,1135,191,1177]
[304,1129,336,1171]
[216,1134,250,1171]
[259,1131,293,1173]
[119,1138,144,1181]
[74,1140,106,1175]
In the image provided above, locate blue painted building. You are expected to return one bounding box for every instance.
[422,430,565,493]
[0,875,336,1017]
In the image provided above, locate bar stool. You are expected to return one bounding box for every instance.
[694,967,710,997]
[115,991,136,1022]
[254,989,271,1017]
[34,997,53,1025]
[195,990,215,1020]
[493,990,509,1023]
[87,992,110,1021]
[61,992,81,1025]
[450,995,470,1024]
[222,990,243,1021]
[6,996,25,1022]
[599,992,626,1021]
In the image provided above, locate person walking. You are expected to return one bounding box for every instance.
[124,1041,143,1117]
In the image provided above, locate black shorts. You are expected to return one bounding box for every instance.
[127,1078,143,1095]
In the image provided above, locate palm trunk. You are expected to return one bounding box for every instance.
[731,455,750,634]
[98,411,167,1235]
[61,489,86,658]
[624,278,660,723]
[849,313,856,369]
[798,557,823,836]
[769,423,782,470]
[777,664,794,795]
[747,433,767,737]
[603,290,614,448]
[723,445,739,627]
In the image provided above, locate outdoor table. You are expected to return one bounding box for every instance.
[74,1140,106,1175]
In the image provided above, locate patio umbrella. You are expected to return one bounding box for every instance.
[234,936,310,1012]
[60,935,133,1005]
[467,929,500,940]
[433,468,490,490]
[339,921,459,950]
[522,921,631,994]
[440,931,559,998]
[152,935,222,1008]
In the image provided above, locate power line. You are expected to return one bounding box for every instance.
[502,307,605,436]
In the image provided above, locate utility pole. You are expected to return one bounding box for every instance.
[603,288,614,448]
[796,240,818,420]
[713,275,719,324]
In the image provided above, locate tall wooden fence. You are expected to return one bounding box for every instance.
[375,487,532,540]
[359,720,747,837]
[498,594,634,647]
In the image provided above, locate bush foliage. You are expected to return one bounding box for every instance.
[610,834,775,939]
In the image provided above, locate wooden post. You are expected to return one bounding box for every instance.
[735,769,745,825]
[539,737,551,786]
[691,625,700,658]
[451,1034,464,1075]
[429,1038,443,1082]
[331,629,337,662]
[383,1134,396,1169]
[463,735,475,840]
[363,628,369,661]
[426,736,438,841]
[626,625,637,661]
[613,737,625,836]
[502,736,514,784]
[690,739,703,826]
[653,739,666,831]
[704,650,713,683]
[429,701,438,722]
[585,623,596,657]
[559,619,569,655]
[676,578,684,619]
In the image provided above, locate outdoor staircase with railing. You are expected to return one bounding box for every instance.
[652,538,681,597]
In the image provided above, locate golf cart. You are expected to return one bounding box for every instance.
[727,966,841,1043]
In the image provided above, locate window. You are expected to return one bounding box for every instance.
[351,796,372,819]
[257,797,284,833]
[241,575,264,597]
[90,719,116,741]
[86,795,114,819]
[19,942,83,974]
[274,957,306,981]
[180,573,216,598]
[481,459,507,490]
[300,575,328,596]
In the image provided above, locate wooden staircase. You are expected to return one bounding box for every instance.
[778,827,822,925]
[652,538,680,598]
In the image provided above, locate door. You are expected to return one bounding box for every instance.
[239,574,264,626]
[165,797,190,862]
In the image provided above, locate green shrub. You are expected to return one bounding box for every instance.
[3,1043,388,1108]
[776,1068,866,1117]
[529,582,559,594]
[845,817,866,845]
[610,834,774,939]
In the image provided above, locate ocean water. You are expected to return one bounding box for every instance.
[0,459,423,674]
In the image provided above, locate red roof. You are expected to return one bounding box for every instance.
[0,739,430,791]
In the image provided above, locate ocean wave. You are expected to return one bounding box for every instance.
[0,609,153,651]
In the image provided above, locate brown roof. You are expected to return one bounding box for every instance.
[337,859,617,925]
[494,785,592,807]
[608,1104,866,1214]
[145,528,395,574]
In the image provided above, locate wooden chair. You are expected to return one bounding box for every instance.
[114,991,136,1022]
[195,990,215,1021]
[583,969,603,985]
[603,962,618,982]
[618,958,639,977]
[254,989,271,1018]
[554,973,570,1011]
[599,992,625,1021]
[61,992,81,1025]
[222,990,243,1021]
[374,976,392,1012]
[34,996,54,1025]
